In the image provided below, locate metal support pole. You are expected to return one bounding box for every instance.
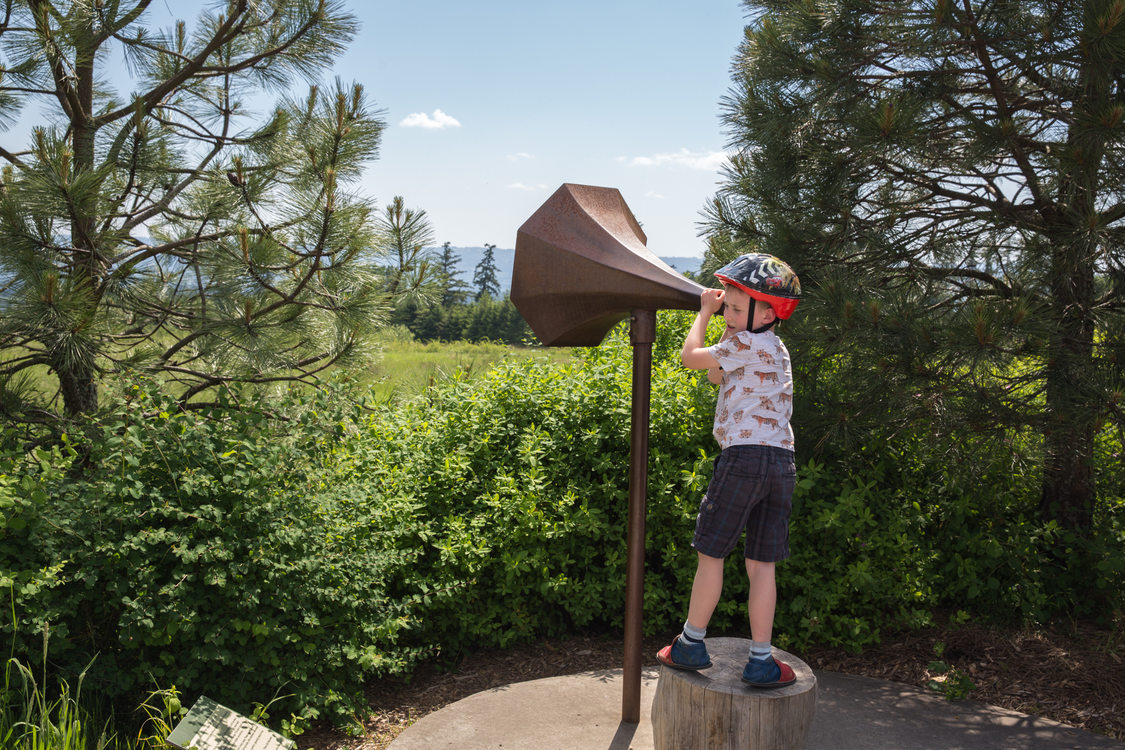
[623,309,655,724]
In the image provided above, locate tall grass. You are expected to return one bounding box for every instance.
[1,631,116,750]
[0,622,183,750]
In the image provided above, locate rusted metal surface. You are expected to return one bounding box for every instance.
[622,309,656,724]
[512,183,703,346]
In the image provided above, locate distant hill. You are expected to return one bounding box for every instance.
[436,246,702,293]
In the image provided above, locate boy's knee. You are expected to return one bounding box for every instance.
[745,558,775,575]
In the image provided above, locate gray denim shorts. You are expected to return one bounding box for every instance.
[692,445,796,562]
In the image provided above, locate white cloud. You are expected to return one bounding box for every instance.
[645,190,666,199]
[400,109,462,129]
[507,152,534,161]
[507,182,548,191]
[618,148,729,171]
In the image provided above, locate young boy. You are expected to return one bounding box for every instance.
[657,252,801,688]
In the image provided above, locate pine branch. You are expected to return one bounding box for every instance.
[0,84,60,95]
[0,351,51,375]
[95,0,154,46]
[172,349,341,405]
[196,9,326,79]
[26,1,80,120]
[0,145,30,169]
[118,143,228,232]
[93,5,250,129]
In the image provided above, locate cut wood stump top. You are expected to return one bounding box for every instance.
[657,637,817,697]
[652,637,818,750]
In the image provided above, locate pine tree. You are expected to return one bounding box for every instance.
[473,243,501,301]
[0,0,400,419]
[707,1,1125,534]
[437,241,471,306]
[377,196,438,296]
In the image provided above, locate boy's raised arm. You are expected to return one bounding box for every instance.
[681,289,723,371]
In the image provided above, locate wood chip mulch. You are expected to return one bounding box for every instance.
[298,621,1124,750]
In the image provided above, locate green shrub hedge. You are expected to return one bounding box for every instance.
[2,310,1121,732]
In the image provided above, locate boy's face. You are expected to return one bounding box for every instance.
[722,286,776,334]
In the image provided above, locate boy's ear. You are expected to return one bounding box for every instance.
[758,299,777,323]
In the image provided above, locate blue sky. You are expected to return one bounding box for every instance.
[10,1,750,259]
[333,1,750,257]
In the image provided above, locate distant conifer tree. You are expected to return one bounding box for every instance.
[437,241,471,305]
[473,243,501,301]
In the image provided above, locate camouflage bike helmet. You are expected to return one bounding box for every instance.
[713,253,801,320]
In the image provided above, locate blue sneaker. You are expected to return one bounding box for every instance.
[656,636,712,670]
[741,656,796,688]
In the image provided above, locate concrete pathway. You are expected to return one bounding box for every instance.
[389,654,1123,749]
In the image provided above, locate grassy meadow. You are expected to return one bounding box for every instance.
[3,335,574,410]
[363,339,574,402]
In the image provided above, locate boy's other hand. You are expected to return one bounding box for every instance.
[701,288,724,315]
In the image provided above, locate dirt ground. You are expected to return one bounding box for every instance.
[296,619,1124,750]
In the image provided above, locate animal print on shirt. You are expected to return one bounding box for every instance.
[708,329,794,451]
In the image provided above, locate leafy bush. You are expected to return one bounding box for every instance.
[1,377,427,727]
[781,458,933,651]
[333,324,717,649]
[860,421,1124,626]
[333,312,945,654]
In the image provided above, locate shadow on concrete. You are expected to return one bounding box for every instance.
[608,721,638,750]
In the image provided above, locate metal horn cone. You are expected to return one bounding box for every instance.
[512,183,704,346]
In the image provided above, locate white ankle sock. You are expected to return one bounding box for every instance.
[682,621,706,643]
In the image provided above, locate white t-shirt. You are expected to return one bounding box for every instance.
[707,329,794,451]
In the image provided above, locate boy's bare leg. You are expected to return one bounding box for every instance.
[745,558,777,643]
[686,552,725,630]
[741,558,795,686]
[658,552,722,669]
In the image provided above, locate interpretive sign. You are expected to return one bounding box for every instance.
[166,696,295,750]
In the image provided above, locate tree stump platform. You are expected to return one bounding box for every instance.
[651,637,817,750]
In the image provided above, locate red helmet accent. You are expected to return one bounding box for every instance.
[713,253,801,320]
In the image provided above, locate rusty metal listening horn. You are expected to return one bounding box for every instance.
[512,184,707,726]
[512,183,704,346]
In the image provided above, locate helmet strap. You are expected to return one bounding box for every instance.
[750,319,777,334]
[749,299,778,334]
